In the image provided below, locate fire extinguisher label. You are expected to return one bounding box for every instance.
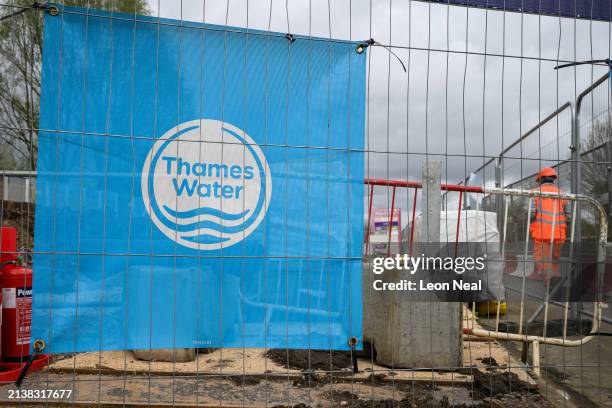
[15,287,32,346]
[2,288,15,308]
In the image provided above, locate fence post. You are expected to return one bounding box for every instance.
[571,102,582,320]
[495,158,503,237]
[421,160,462,368]
[607,139,612,236]
[421,160,441,242]
[25,177,30,204]
[369,161,462,369]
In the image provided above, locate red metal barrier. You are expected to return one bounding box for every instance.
[364,178,484,257]
[365,178,484,193]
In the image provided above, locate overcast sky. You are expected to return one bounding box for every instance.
[140,0,611,224]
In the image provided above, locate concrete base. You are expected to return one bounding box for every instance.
[362,160,462,369]
[133,348,196,363]
[363,263,463,368]
[363,264,463,369]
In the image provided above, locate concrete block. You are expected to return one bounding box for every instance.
[363,160,462,369]
[132,348,196,363]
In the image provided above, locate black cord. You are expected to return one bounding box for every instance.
[554,58,612,70]
[15,351,39,387]
[15,339,45,387]
[356,38,407,72]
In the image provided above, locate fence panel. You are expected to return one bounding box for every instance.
[1,1,612,407]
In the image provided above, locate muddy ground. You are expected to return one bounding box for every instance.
[247,350,549,407]
[266,349,353,372]
[0,349,553,407]
[0,369,552,407]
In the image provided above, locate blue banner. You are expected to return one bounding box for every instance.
[33,7,365,353]
[428,0,611,21]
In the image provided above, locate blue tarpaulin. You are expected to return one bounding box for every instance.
[33,6,365,353]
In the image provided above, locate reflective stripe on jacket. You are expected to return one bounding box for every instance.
[529,183,569,242]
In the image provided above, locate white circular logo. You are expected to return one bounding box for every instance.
[141,119,272,250]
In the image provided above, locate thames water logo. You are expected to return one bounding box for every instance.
[141,119,272,250]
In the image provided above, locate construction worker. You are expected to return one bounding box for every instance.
[529,167,570,281]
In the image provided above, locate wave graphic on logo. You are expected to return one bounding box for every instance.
[143,122,270,248]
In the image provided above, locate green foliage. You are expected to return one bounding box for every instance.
[63,0,150,14]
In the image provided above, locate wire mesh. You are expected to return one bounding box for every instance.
[0,0,611,407]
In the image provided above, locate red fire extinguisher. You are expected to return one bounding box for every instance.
[0,227,32,361]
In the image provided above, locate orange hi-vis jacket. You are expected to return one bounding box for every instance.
[529,182,570,242]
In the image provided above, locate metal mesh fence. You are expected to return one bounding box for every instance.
[0,0,611,407]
